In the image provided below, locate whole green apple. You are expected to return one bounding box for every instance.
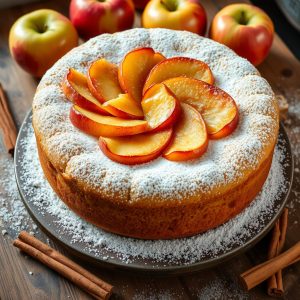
[9,9,78,77]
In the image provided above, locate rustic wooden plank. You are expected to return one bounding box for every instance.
[0,225,94,299]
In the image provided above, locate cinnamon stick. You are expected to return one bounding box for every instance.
[267,208,288,297]
[18,231,113,293]
[13,232,113,300]
[0,83,17,154]
[240,241,300,291]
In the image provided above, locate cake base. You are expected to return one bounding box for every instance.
[36,137,274,239]
[16,114,292,272]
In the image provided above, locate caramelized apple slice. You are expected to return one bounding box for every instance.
[142,83,181,132]
[163,77,239,139]
[154,53,165,63]
[62,68,110,115]
[103,94,144,120]
[70,105,148,137]
[163,103,208,161]
[143,57,214,94]
[87,59,123,103]
[118,48,165,103]
[208,113,239,140]
[99,129,172,165]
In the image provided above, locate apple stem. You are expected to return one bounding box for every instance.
[160,0,178,12]
[238,11,248,25]
[35,23,48,34]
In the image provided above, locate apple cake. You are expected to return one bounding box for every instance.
[32,28,279,239]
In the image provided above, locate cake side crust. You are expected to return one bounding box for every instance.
[37,137,274,239]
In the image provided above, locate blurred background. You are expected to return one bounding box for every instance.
[0,0,299,61]
[252,0,300,60]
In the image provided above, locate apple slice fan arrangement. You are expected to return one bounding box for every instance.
[63,47,239,165]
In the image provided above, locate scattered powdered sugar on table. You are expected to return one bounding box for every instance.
[283,88,300,215]
[196,278,249,300]
[0,155,33,235]
[132,288,184,300]
[16,122,288,265]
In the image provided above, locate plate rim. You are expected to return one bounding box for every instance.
[14,110,294,275]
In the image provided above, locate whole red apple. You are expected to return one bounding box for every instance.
[9,9,78,78]
[210,4,274,66]
[142,0,207,35]
[70,0,135,40]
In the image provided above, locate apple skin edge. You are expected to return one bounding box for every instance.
[69,106,148,137]
[142,84,182,133]
[118,47,165,102]
[209,112,239,140]
[162,138,208,161]
[103,103,144,120]
[99,138,164,165]
[148,97,181,133]
[103,93,145,120]
[143,57,214,94]
[87,59,123,103]
[62,76,110,115]
[99,129,173,165]
[69,106,108,137]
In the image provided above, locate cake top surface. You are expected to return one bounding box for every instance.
[32,28,278,203]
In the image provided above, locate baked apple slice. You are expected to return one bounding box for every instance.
[87,59,123,103]
[118,47,165,102]
[70,105,148,137]
[143,57,214,94]
[142,83,181,132]
[103,93,144,120]
[163,103,208,161]
[163,77,239,139]
[99,129,172,165]
[62,68,110,115]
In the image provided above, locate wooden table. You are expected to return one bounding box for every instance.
[0,0,299,299]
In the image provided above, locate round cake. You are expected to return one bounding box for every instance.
[32,28,279,239]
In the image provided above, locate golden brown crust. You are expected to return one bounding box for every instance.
[37,137,274,239]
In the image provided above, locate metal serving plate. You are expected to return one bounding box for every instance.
[15,111,293,275]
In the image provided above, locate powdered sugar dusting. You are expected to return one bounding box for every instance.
[32,28,279,203]
[0,155,34,235]
[16,122,289,266]
[196,278,249,300]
